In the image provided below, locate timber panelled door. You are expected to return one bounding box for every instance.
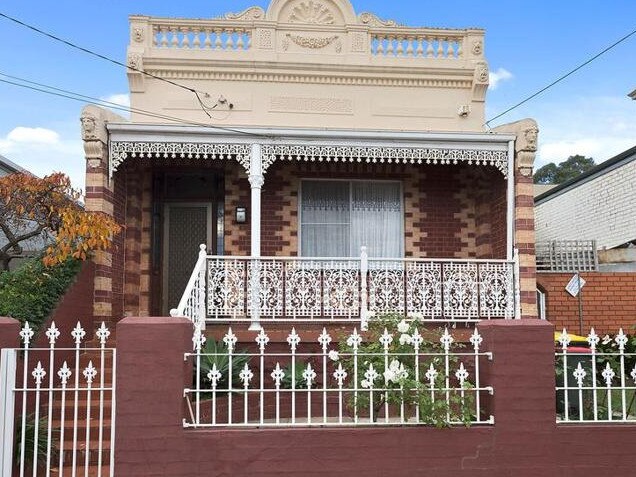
[156,172,223,315]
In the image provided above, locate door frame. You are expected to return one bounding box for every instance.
[161,202,213,315]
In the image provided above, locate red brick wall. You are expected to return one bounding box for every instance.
[537,272,636,334]
[224,163,251,256]
[111,167,127,321]
[259,161,508,259]
[108,318,636,476]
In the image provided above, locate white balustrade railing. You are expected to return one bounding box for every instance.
[152,20,253,51]
[556,328,636,423]
[187,247,516,325]
[371,32,463,58]
[184,322,493,428]
[131,15,483,65]
[0,321,115,477]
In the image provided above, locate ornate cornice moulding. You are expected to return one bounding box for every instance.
[145,69,473,89]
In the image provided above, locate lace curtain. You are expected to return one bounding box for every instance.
[301,180,403,257]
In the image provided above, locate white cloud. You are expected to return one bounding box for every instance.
[0,126,85,192]
[100,93,130,109]
[489,68,513,90]
[6,127,60,144]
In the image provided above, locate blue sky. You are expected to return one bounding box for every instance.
[0,0,634,190]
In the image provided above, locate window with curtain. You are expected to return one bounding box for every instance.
[300,180,403,258]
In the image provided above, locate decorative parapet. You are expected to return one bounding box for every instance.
[127,0,486,83]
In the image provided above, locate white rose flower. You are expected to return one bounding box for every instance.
[366,311,376,319]
[407,312,424,321]
[328,350,339,361]
[399,333,413,346]
[397,319,410,333]
[386,359,408,382]
[383,368,396,383]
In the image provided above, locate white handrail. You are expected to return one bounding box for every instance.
[171,244,208,326]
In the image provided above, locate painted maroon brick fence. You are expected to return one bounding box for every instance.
[104,318,636,476]
[537,272,636,334]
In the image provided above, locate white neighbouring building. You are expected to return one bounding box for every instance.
[535,145,636,272]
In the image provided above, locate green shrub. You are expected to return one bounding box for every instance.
[196,338,250,392]
[0,256,82,331]
[14,415,57,468]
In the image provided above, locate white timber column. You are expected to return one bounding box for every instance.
[506,140,515,261]
[248,143,264,330]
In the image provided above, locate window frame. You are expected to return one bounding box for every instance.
[298,178,405,258]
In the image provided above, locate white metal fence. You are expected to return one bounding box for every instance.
[0,321,115,477]
[172,245,518,326]
[556,328,636,423]
[183,320,493,428]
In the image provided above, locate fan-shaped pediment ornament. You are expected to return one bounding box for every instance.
[289,1,335,24]
[266,0,356,24]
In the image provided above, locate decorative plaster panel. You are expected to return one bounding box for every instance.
[269,96,353,114]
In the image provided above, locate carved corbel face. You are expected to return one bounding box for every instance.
[81,115,97,140]
[523,127,538,152]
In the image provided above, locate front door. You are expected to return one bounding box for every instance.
[162,203,212,315]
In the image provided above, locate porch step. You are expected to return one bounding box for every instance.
[51,466,111,477]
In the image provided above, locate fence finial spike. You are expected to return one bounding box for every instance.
[96,322,111,346]
[45,321,61,347]
[318,327,332,347]
[57,361,72,384]
[19,321,34,347]
[32,361,46,384]
[72,321,86,345]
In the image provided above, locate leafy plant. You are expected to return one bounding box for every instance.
[337,313,475,427]
[0,256,82,331]
[196,338,250,392]
[281,359,311,389]
[0,172,121,270]
[14,415,57,468]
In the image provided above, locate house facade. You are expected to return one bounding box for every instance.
[81,0,539,326]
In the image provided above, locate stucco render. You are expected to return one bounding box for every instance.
[126,0,489,132]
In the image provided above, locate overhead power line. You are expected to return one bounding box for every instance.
[486,27,636,126]
[0,72,263,138]
[0,11,222,119]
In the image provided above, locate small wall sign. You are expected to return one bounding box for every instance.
[565,274,586,297]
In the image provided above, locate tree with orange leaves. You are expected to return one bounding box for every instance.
[0,172,121,270]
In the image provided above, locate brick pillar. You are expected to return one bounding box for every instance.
[81,105,126,322]
[0,317,20,351]
[478,319,556,468]
[115,317,193,475]
[515,171,538,319]
[493,119,539,319]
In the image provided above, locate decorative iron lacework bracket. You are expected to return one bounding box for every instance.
[109,142,252,178]
[261,144,509,177]
[109,141,509,179]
